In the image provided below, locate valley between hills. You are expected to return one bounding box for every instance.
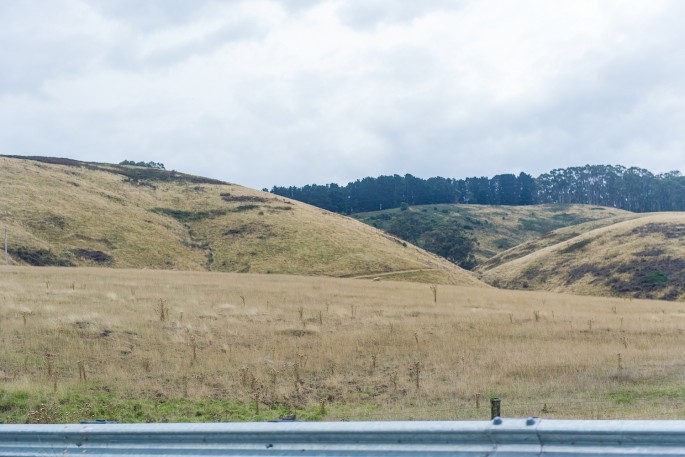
[1,155,685,423]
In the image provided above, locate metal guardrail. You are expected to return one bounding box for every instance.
[2,418,685,456]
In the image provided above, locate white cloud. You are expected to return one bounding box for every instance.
[1,0,685,188]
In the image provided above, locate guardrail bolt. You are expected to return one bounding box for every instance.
[490,397,501,419]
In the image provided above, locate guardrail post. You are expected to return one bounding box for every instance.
[491,397,501,419]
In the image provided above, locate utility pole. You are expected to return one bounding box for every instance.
[4,226,7,266]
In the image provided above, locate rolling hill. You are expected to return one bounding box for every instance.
[353,202,685,301]
[475,213,642,271]
[0,156,482,286]
[354,203,633,264]
[479,212,685,300]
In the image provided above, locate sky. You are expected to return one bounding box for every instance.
[1,0,685,190]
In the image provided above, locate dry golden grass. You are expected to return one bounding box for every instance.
[476,213,642,271]
[455,204,633,261]
[2,266,685,422]
[356,203,633,263]
[481,212,685,300]
[0,157,478,285]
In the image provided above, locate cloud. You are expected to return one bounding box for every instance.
[0,1,120,94]
[1,0,684,189]
[337,0,462,30]
[88,0,212,31]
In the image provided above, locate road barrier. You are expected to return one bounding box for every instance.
[2,418,685,456]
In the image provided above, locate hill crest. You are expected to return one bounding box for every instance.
[480,213,685,300]
[0,155,481,286]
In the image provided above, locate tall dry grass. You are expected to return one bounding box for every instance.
[1,266,685,421]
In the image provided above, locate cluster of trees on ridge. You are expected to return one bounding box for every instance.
[270,165,685,214]
[119,160,165,169]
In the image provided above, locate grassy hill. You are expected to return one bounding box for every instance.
[479,213,685,300]
[476,213,641,271]
[354,203,632,264]
[0,156,481,286]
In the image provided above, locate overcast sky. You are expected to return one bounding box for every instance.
[2,0,685,189]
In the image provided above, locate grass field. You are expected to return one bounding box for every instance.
[2,266,685,423]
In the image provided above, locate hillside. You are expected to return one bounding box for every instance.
[355,204,632,264]
[479,213,685,300]
[476,213,641,271]
[0,156,482,286]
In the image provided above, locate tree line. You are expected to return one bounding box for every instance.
[271,165,685,214]
[119,160,166,169]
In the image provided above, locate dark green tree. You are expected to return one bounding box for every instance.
[419,224,477,269]
[517,172,536,205]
